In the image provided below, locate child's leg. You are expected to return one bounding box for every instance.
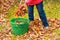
[27,5,34,21]
[36,2,49,27]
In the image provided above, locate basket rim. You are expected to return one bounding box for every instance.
[10,18,30,25]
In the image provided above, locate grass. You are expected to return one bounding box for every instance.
[53,29,60,35]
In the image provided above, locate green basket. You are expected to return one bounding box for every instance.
[10,18,30,35]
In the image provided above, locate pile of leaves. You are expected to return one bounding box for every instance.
[20,18,60,40]
[0,16,60,40]
[15,4,27,16]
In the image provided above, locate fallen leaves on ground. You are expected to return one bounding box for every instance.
[0,15,60,40]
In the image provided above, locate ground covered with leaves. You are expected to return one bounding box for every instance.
[0,15,60,40]
[0,0,60,40]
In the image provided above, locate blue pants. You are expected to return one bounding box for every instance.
[27,2,49,27]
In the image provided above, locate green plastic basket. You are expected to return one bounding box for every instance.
[10,18,30,35]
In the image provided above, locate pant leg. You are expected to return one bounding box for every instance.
[27,5,34,21]
[36,2,49,27]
